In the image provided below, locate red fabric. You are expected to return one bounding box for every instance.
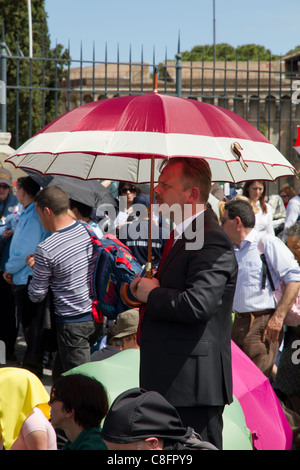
[137,231,174,345]
[37,93,268,143]
[156,230,175,278]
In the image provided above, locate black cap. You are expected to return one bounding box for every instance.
[101,388,191,444]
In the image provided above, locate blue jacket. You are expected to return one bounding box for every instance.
[0,193,20,271]
[5,202,50,285]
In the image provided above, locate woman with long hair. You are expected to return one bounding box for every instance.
[243,180,274,236]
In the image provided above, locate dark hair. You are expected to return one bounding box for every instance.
[159,157,212,203]
[118,182,141,196]
[69,199,92,218]
[35,186,70,216]
[17,176,40,197]
[225,198,255,228]
[51,374,109,428]
[242,180,267,213]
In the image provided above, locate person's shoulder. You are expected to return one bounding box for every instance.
[67,427,107,450]
[288,195,300,207]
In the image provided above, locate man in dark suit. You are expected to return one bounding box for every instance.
[130,157,237,450]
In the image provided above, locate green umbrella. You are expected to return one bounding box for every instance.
[64,349,140,405]
[64,349,252,450]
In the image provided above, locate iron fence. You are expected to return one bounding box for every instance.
[1,38,300,191]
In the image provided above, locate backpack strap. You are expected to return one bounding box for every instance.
[257,236,275,291]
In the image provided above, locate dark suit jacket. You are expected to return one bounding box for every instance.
[140,210,238,407]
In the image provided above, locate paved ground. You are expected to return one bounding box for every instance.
[0,333,52,394]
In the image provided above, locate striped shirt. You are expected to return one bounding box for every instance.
[28,221,94,321]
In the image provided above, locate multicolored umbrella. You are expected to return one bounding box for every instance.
[6,93,296,184]
[64,348,253,450]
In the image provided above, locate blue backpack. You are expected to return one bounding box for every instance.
[82,223,142,322]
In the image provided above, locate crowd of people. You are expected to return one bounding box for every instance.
[0,164,300,450]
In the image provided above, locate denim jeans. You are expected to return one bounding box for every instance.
[53,319,102,380]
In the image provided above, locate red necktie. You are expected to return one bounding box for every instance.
[137,230,174,345]
[156,229,175,278]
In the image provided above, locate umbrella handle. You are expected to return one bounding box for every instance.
[120,282,144,309]
[120,264,153,309]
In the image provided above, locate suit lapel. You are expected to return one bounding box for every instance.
[159,210,207,278]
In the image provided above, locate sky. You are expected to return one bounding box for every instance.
[44,0,300,65]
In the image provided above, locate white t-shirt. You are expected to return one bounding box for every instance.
[11,407,57,450]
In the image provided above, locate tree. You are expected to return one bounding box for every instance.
[0,0,70,147]
[180,43,279,62]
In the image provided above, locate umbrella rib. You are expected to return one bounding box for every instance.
[136,156,141,182]
[86,154,98,180]
[226,162,236,183]
[43,154,59,175]
[262,163,274,180]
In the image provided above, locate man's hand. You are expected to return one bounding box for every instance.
[262,314,283,344]
[263,281,300,343]
[3,270,13,285]
[2,229,14,239]
[130,274,160,304]
[26,254,35,269]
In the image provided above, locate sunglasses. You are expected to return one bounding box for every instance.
[120,186,137,195]
[49,390,61,404]
[0,184,10,190]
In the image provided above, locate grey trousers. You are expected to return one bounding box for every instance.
[52,319,102,380]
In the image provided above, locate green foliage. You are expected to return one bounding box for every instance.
[285,45,300,56]
[181,43,280,62]
[0,0,70,147]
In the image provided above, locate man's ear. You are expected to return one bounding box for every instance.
[187,186,200,203]
[43,206,52,217]
[144,437,159,450]
[234,216,243,229]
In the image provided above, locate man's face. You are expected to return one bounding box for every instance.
[0,183,10,203]
[35,204,49,231]
[154,162,192,209]
[221,210,238,244]
[287,235,300,264]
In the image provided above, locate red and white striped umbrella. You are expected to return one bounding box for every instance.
[6,92,296,184]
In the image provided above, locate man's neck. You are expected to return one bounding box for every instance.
[22,197,34,209]
[64,422,86,443]
[234,227,253,248]
[51,214,76,232]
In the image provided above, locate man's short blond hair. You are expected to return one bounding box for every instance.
[159,157,212,203]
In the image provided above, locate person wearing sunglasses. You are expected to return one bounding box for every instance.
[49,374,108,450]
[114,182,141,230]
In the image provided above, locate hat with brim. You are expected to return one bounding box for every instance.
[112,309,139,339]
[101,388,190,444]
[0,168,12,187]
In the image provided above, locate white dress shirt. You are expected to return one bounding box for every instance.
[232,228,300,313]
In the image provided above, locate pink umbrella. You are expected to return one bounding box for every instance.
[6,90,297,302]
[232,340,293,450]
[6,92,296,184]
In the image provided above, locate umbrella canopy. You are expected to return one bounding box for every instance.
[5,93,296,184]
[48,175,118,209]
[64,349,253,450]
[232,341,293,450]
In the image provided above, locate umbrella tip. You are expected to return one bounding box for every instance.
[153,66,158,93]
